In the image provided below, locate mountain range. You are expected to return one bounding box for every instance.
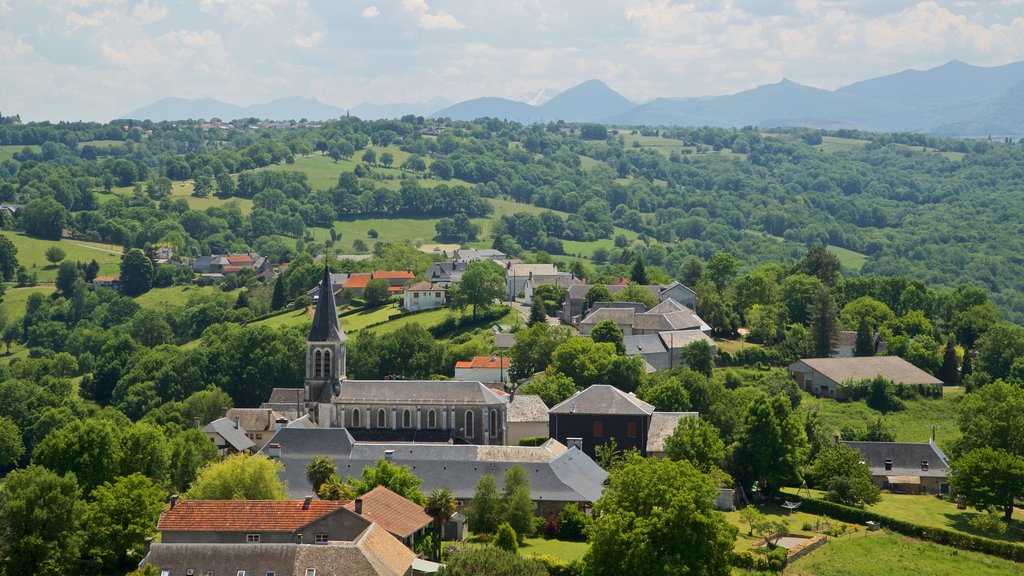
[123,60,1024,135]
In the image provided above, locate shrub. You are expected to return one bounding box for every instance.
[518,436,548,447]
[556,504,588,542]
[494,522,518,553]
[543,514,560,538]
[801,521,813,531]
[968,511,1007,535]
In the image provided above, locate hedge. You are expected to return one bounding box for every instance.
[518,436,549,447]
[777,494,1024,562]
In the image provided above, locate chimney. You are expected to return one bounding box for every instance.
[566,437,583,452]
[234,416,240,429]
[193,417,200,430]
[267,409,273,431]
[384,449,394,462]
[169,494,179,509]
[303,496,312,510]
[267,443,281,460]
[355,498,363,515]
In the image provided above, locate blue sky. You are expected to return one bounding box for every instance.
[1,0,1023,121]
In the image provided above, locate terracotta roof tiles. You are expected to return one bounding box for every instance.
[342,486,432,538]
[157,500,346,532]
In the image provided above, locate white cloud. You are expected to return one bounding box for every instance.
[132,0,169,25]
[289,30,324,48]
[361,5,380,18]
[401,0,464,30]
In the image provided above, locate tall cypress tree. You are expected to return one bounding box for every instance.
[527,298,547,327]
[809,286,838,358]
[630,256,648,285]
[271,277,286,310]
[961,350,974,381]
[853,316,875,357]
[938,339,960,385]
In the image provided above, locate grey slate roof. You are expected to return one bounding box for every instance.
[659,330,716,349]
[840,440,950,478]
[505,394,550,423]
[493,332,515,350]
[646,412,698,454]
[225,408,287,431]
[204,417,255,452]
[624,334,668,356]
[426,261,468,283]
[334,380,506,405]
[580,307,637,326]
[550,385,655,416]
[261,428,606,503]
[309,266,346,343]
[793,356,942,385]
[268,387,305,404]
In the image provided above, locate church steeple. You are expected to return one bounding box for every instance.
[305,266,346,408]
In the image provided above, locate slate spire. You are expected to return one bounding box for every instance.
[308,265,345,342]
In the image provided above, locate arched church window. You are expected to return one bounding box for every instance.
[323,350,332,378]
[377,409,386,428]
[403,409,412,428]
[465,410,474,438]
[351,409,361,428]
[490,409,498,437]
[314,350,322,377]
[427,410,436,428]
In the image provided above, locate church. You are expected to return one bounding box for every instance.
[303,267,509,445]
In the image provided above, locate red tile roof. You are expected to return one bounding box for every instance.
[372,271,414,280]
[454,356,510,370]
[343,273,372,289]
[93,275,120,282]
[222,265,244,273]
[227,255,255,264]
[342,487,432,538]
[157,500,346,532]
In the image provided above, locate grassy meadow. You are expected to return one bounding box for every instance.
[0,144,39,162]
[0,231,123,282]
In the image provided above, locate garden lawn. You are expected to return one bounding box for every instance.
[865,493,1024,544]
[364,307,452,335]
[785,530,1022,576]
[133,285,237,310]
[796,388,963,447]
[1,231,123,282]
[518,537,589,562]
[723,502,827,552]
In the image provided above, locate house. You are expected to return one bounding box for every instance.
[561,281,697,324]
[203,416,255,455]
[307,273,353,300]
[143,498,415,576]
[224,408,290,450]
[424,261,468,286]
[342,271,414,298]
[92,275,121,290]
[453,355,510,383]
[505,263,561,301]
[403,281,446,312]
[623,330,717,372]
[302,266,510,446]
[841,439,951,495]
[262,428,606,518]
[834,330,886,357]
[523,273,582,305]
[262,388,306,420]
[342,486,432,548]
[579,299,710,336]
[548,384,697,458]
[193,253,271,278]
[504,393,549,445]
[788,356,943,399]
[493,332,515,350]
[451,248,506,263]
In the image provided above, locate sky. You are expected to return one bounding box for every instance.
[1,0,1023,121]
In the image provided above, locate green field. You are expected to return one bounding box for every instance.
[827,245,869,271]
[618,133,694,155]
[100,182,254,214]
[0,144,39,162]
[785,531,1022,576]
[261,148,469,192]
[518,537,589,562]
[797,388,964,448]
[818,136,871,152]
[364,307,453,335]
[0,231,123,282]
[133,285,237,309]
[253,303,404,333]
[77,139,125,149]
[1,284,56,322]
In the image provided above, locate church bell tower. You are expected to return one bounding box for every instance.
[305,266,347,411]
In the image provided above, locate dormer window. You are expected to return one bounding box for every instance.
[884,459,892,471]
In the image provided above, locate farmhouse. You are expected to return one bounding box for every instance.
[623,330,717,372]
[505,263,563,301]
[579,299,710,336]
[202,416,255,456]
[523,273,582,305]
[788,356,943,399]
[193,253,271,278]
[841,439,951,495]
[453,355,510,383]
[424,261,468,286]
[450,248,507,263]
[342,486,433,548]
[342,271,414,297]
[263,428,606,518]
[548,385,697,458]
[562,280,697,324]
[92,274,121,290]
[402,281,446,312]
[223,408,290,451]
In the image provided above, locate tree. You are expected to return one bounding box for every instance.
[630,256,648,284]
[168,428,219,493]
[0,465,83,576]
[703,252,740,289]
[20,197,67,239]
[811,444,880,507]
[379,152,394,168]
[679,256,703,287]
[808,286,839,357]
[349,459,425,504]
[467,474,502,534]
[779,274,822,325]
[438,547,546,576]
[733,394,808,496]
[583,284,610,311]
[974,323,1024,381]
[797,244,841,286]
[0,234,17,280]
[950,448,1024,521]
[637,375,691,412]
[611,283,658,309]
[556,503,588,541]
[82,473,165,573]
[664,417,724,473]
[450,260,505,319]
[424,488,457,558]
[516,368,578,407]
[956,381,1024,456]
[44,246,65,265]
[739,506,764,536]
[363,278,391,307]
[317,475,355,501]
[585,455,737,576]
[527,298,547,327]
[853,316,875,357]
[306,456,337,493]
[361,148,377,165]
[502,465,533,540]
[0,414,24,469]
[680,340,713,377]
[185,454,289,500]
[120,248,154,296]
[590,319,625,354]
[55,261,81,296]
[32,417,124,494]
[508,323,573,381]
[493,522,518,553]
[938,339,959,385]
